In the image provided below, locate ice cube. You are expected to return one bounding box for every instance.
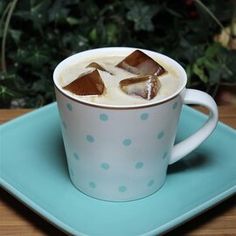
[117,50,166,76]
[86,62,106,71]
[63,69,105,95]
[86,62,113,75]
[119,75,160,100]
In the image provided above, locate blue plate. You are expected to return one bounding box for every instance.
[0,103,235,236]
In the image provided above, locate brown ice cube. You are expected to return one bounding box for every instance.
[120,75,160,100]
[86,62,113,75]
[86,62,106,71]
[117,50,166,76]
[63,69,105,95]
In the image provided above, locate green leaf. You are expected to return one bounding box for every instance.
[0,0,235,107]
[208,68,221,85]
[30,0,51,15]
[89,28,97,42]
[126,2,158,31]
[66,16,80,25]
[205,43,221,58]
[106,23,118,44]
[9,29,22,43]
[48,1,69,23]
[193,63,208,83]
[0,85,15,99]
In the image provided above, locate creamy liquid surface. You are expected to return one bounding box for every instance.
[59,56,181,106]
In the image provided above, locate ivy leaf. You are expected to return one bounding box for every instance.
[48,1,69,23]
[15,47,49,69]
[0,0,235,107]
[14,10,32,21]
[30,0,51,15]
[106,23,119,44]
[208,65,222,85]
[205,43,221,58]
[24,0,52,32]
[193,63,208,83]
[89,28,97,42]
[66,16,80,25]
[126,2,158,31]
[220,50,236,82]
[27,51,48,67]
[9,29,22,43]
[0,85,15,99]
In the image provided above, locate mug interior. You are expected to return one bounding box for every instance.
[53,47,187,109]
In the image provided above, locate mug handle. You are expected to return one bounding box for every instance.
[169,89,218,164]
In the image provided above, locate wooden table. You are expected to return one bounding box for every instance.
[0,106,235,236]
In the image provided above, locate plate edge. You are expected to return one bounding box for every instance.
[146,186,236,236]
[0,177,235,236]
[0,178,87,236]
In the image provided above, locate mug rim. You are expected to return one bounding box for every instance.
[53,47,187,109]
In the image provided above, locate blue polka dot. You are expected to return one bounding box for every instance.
[99,113,108,121]
[86,135,95,143]
[66,103,72,111]
[157,131,165,139]
[119,186,127,192]
[73,152,79,160]
[101,163,110,170]
[162,151,168,159]
[89,182,96,188]
[135,162,144,169]
[148,179,154,187]
[123,138,132,146]
[140,113,149,120]
[172,102,178,110]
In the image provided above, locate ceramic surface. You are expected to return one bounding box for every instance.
[0,103,235,236]
[54,48,218,201]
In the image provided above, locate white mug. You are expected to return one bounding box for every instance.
[53,47,218,201]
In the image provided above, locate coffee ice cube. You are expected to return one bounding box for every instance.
[120,75,160,100]
[87,62,113,75]
[86,62,106,71]
[63,69,105,95]
[117,50,166,76]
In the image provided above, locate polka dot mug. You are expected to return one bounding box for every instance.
[53,48,218,201]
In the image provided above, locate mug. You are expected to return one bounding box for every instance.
[53,47,218,201]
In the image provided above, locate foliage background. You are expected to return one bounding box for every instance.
[0,0,235,108]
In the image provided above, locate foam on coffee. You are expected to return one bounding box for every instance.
[59,53,181,106]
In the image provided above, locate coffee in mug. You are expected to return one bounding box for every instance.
[53,48,218,201]
[59,50,181,106]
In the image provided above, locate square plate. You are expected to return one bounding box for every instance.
[0,103,235,236]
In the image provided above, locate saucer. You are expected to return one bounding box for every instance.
[0,103,235,236]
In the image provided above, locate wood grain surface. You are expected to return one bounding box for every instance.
[0,106,235,236]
